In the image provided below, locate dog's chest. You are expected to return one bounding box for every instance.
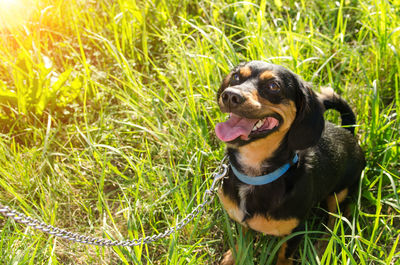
[218,188,246,225]
[217,184,254,224]
[218,184,299,236]
[217,185,252,225]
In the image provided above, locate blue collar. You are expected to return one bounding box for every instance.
[230,154,299,186]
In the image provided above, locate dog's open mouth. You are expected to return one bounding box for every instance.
[215,113,280,142]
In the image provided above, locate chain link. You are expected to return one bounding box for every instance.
[0,159,229,247]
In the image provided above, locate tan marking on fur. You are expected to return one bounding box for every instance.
[246,215,299,236]
[259,70,275,80]
[326,188,349,229]
[239,66,252,78]
[236,101,297,175]
[278,242,288,260]
[239,90,263,110]
[218,95,224,109]
[237,130,286,175]
[220,249,235,265]
[221,237,248,265]
[315,188,349,256]
[218,189,245,224]
[277,242,293,265]
[264,101,297,132]
[326,188,349,213]
[218,74,233,110]
[221,73,232,89]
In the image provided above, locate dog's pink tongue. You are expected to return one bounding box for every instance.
[215,113,258,142]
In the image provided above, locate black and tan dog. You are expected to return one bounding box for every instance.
[215,61,365,265]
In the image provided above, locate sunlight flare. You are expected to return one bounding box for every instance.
[0,0,33,29]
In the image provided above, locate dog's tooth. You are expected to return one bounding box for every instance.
[252,122,260,131]
[252,119,266,132]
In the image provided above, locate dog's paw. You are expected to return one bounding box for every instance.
[276,258,293,265]
[220,249,235,265]
[315,239,329,258]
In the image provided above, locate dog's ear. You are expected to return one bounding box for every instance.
[287,80,324,150]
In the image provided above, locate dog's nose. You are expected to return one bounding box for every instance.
[221,91,245,108]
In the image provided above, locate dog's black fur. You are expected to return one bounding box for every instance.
[215,61,365,265]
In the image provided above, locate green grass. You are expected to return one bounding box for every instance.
[0,0,399,264]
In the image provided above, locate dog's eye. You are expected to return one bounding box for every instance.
[268,82,280,91]
[232,73,240,82]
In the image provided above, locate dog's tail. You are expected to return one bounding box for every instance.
[318,87,356,135]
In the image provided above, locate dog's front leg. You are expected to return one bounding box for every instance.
[276,224,304,265]
[220,226,249,265]
[220,249,235,265]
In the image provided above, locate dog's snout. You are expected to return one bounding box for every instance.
[221,91,245,108]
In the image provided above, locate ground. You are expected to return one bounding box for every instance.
[0,0,399,264]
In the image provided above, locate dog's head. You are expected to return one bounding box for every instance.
[215,61,324,151]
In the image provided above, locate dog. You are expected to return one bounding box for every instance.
[215,61,365,265]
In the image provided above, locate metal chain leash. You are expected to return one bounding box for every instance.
[0,159,229,247]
